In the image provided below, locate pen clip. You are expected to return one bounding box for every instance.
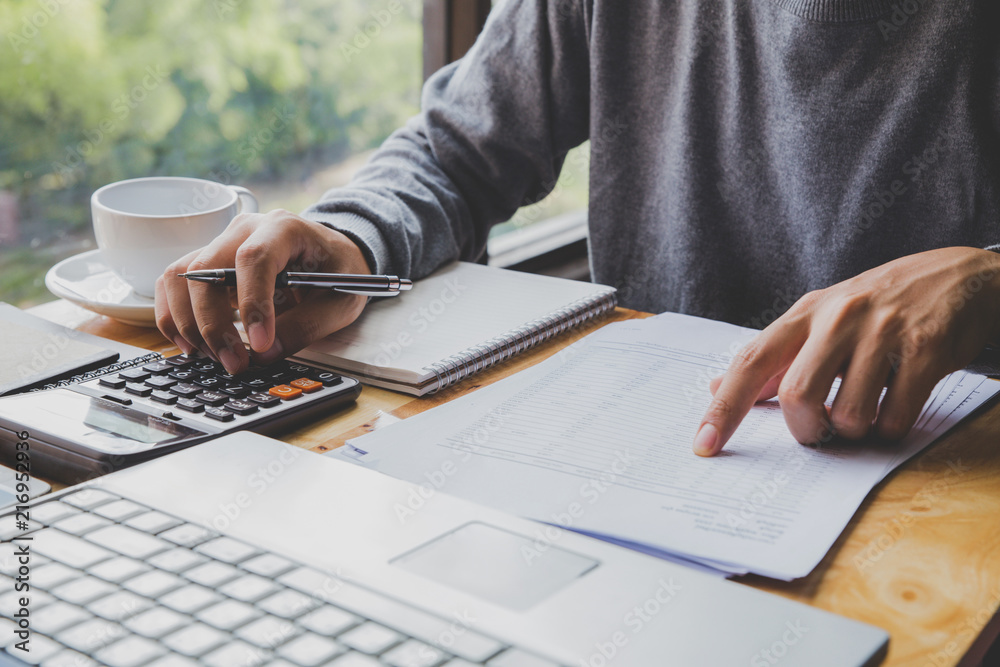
[333,287,402,297]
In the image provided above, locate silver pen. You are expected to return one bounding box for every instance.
[179,269,412,296]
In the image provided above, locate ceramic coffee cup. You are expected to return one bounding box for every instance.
[91,176,258,298]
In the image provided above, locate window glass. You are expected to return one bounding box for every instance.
[0,0,421,307]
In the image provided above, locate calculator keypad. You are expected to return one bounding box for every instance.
[83,354,351,426]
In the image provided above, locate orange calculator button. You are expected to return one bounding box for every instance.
[268,385,302,400]
[289,378,322,393]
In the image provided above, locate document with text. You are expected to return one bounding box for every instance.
[330,313,1000,580]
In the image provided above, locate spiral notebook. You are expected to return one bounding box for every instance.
[0,302,162,396]
[292,262,618,395]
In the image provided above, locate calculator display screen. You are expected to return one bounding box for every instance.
[0,390,204,455]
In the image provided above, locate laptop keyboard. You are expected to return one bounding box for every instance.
[1,489,562,667]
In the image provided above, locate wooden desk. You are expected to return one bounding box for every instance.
[26,299,1000,667]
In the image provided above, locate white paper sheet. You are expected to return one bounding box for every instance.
[331,313,999,580]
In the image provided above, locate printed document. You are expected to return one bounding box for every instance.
[331,313,999,580]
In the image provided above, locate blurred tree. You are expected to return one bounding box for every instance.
[0,0,421,305]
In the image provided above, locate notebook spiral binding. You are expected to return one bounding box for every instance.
[426,290,618,394]
[33,351,165,392]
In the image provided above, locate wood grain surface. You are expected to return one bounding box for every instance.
[26,298,1000,666]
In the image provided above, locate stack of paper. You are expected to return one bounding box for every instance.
[329,313,999,580]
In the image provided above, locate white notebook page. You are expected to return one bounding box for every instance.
[297,262,614,382]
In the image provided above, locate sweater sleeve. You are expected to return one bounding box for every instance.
[301,0,592,279]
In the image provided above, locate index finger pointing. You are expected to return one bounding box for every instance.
[693,322,808,457]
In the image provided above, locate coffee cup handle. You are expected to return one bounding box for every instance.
[229,186,259,214]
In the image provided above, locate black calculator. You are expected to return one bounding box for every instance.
[0,353,360,484]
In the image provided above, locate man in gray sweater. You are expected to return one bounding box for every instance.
[156,0,1000,457]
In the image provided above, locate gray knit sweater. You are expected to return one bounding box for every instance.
[304,0,1000,327]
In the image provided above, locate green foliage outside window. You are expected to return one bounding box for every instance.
[0,0,422,306]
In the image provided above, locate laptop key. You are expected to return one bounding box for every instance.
[241,552,295,577]
[382,639,446,667]
[486,649,559,667]
[297,605,360,636]
[50,576,116,605]
[61,489,118,510]
[195,536,258,564]
[32,601,93,635]
[123,607,188,638]
[87,590,154,622]
[28,501,79,525]
[257,589,319,619]
[43,649,100,667]
[55,617,129,652]
[161,622,228,657]
[93,499,146,521]
[219,573,280,602]
[148,547,208,574]
[123,570,185,598]
[160,523,216,547]
[327,653,381,666]
[53,512,112,535]
[32,562,79,589]
[339,621,403,655]
[275,633,345,665]
[202,640,271,667]
[147,656,201,667]
[236,615,301,648]
[0,589,54,616]
[124,511,182,534]
[158,583,223,614]
[94,635,167,667]
[0,514,42,540]
[196,599,262,631]
[87,556,151,584]
[185,560,241,587]
[32,529,114,569]
[85,524,170,559]
[2,634,63,664]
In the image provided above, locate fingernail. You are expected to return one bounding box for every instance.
[218,347,241,374]
[254,338,285,366]
[172,336,193,355]
[248,322,268,352]
[693,423,719,456]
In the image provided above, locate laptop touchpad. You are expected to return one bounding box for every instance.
[391,522,598,611]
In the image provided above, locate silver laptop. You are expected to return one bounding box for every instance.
[0,433,888,666]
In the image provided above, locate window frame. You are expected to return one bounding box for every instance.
[422,0,591,280]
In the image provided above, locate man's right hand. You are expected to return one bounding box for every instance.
[154,209,371,375]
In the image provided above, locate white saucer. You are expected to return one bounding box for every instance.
[45,249,157,327]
